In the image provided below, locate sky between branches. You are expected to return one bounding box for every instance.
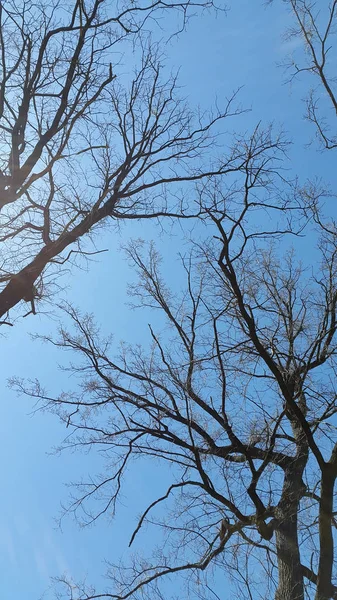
[1,1,336,598]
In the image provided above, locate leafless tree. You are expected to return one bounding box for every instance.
[277,0,337,149]
[14,121,337,600]
[0,0,233,323]
[8,2,337,600]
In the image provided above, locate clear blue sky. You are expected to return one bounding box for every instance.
[1,2,336,598]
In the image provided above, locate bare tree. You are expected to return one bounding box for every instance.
[14,121,337,600]
[277,0,337,149]
[8,2,337,600]
[0,0,232,323]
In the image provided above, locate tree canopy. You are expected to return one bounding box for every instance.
[5,1,337,600]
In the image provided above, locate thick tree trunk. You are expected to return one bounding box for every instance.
[275,469,306,600]
[275,521,304,600]
[275,510,304,600]
[315,468,335,600]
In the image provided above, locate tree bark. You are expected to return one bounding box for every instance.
[275,470,306,600]
[275,515,304,600]
[315,467,335,600]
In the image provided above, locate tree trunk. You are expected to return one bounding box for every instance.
[275,470,305,600]
[275,513,304,600]
[315,468,335,600]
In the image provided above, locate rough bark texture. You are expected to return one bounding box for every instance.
[275,471,305,600]
[315,468,335,600]
[275,408,308,600]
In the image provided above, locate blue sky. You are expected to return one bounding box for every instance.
[1,1,336,598]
